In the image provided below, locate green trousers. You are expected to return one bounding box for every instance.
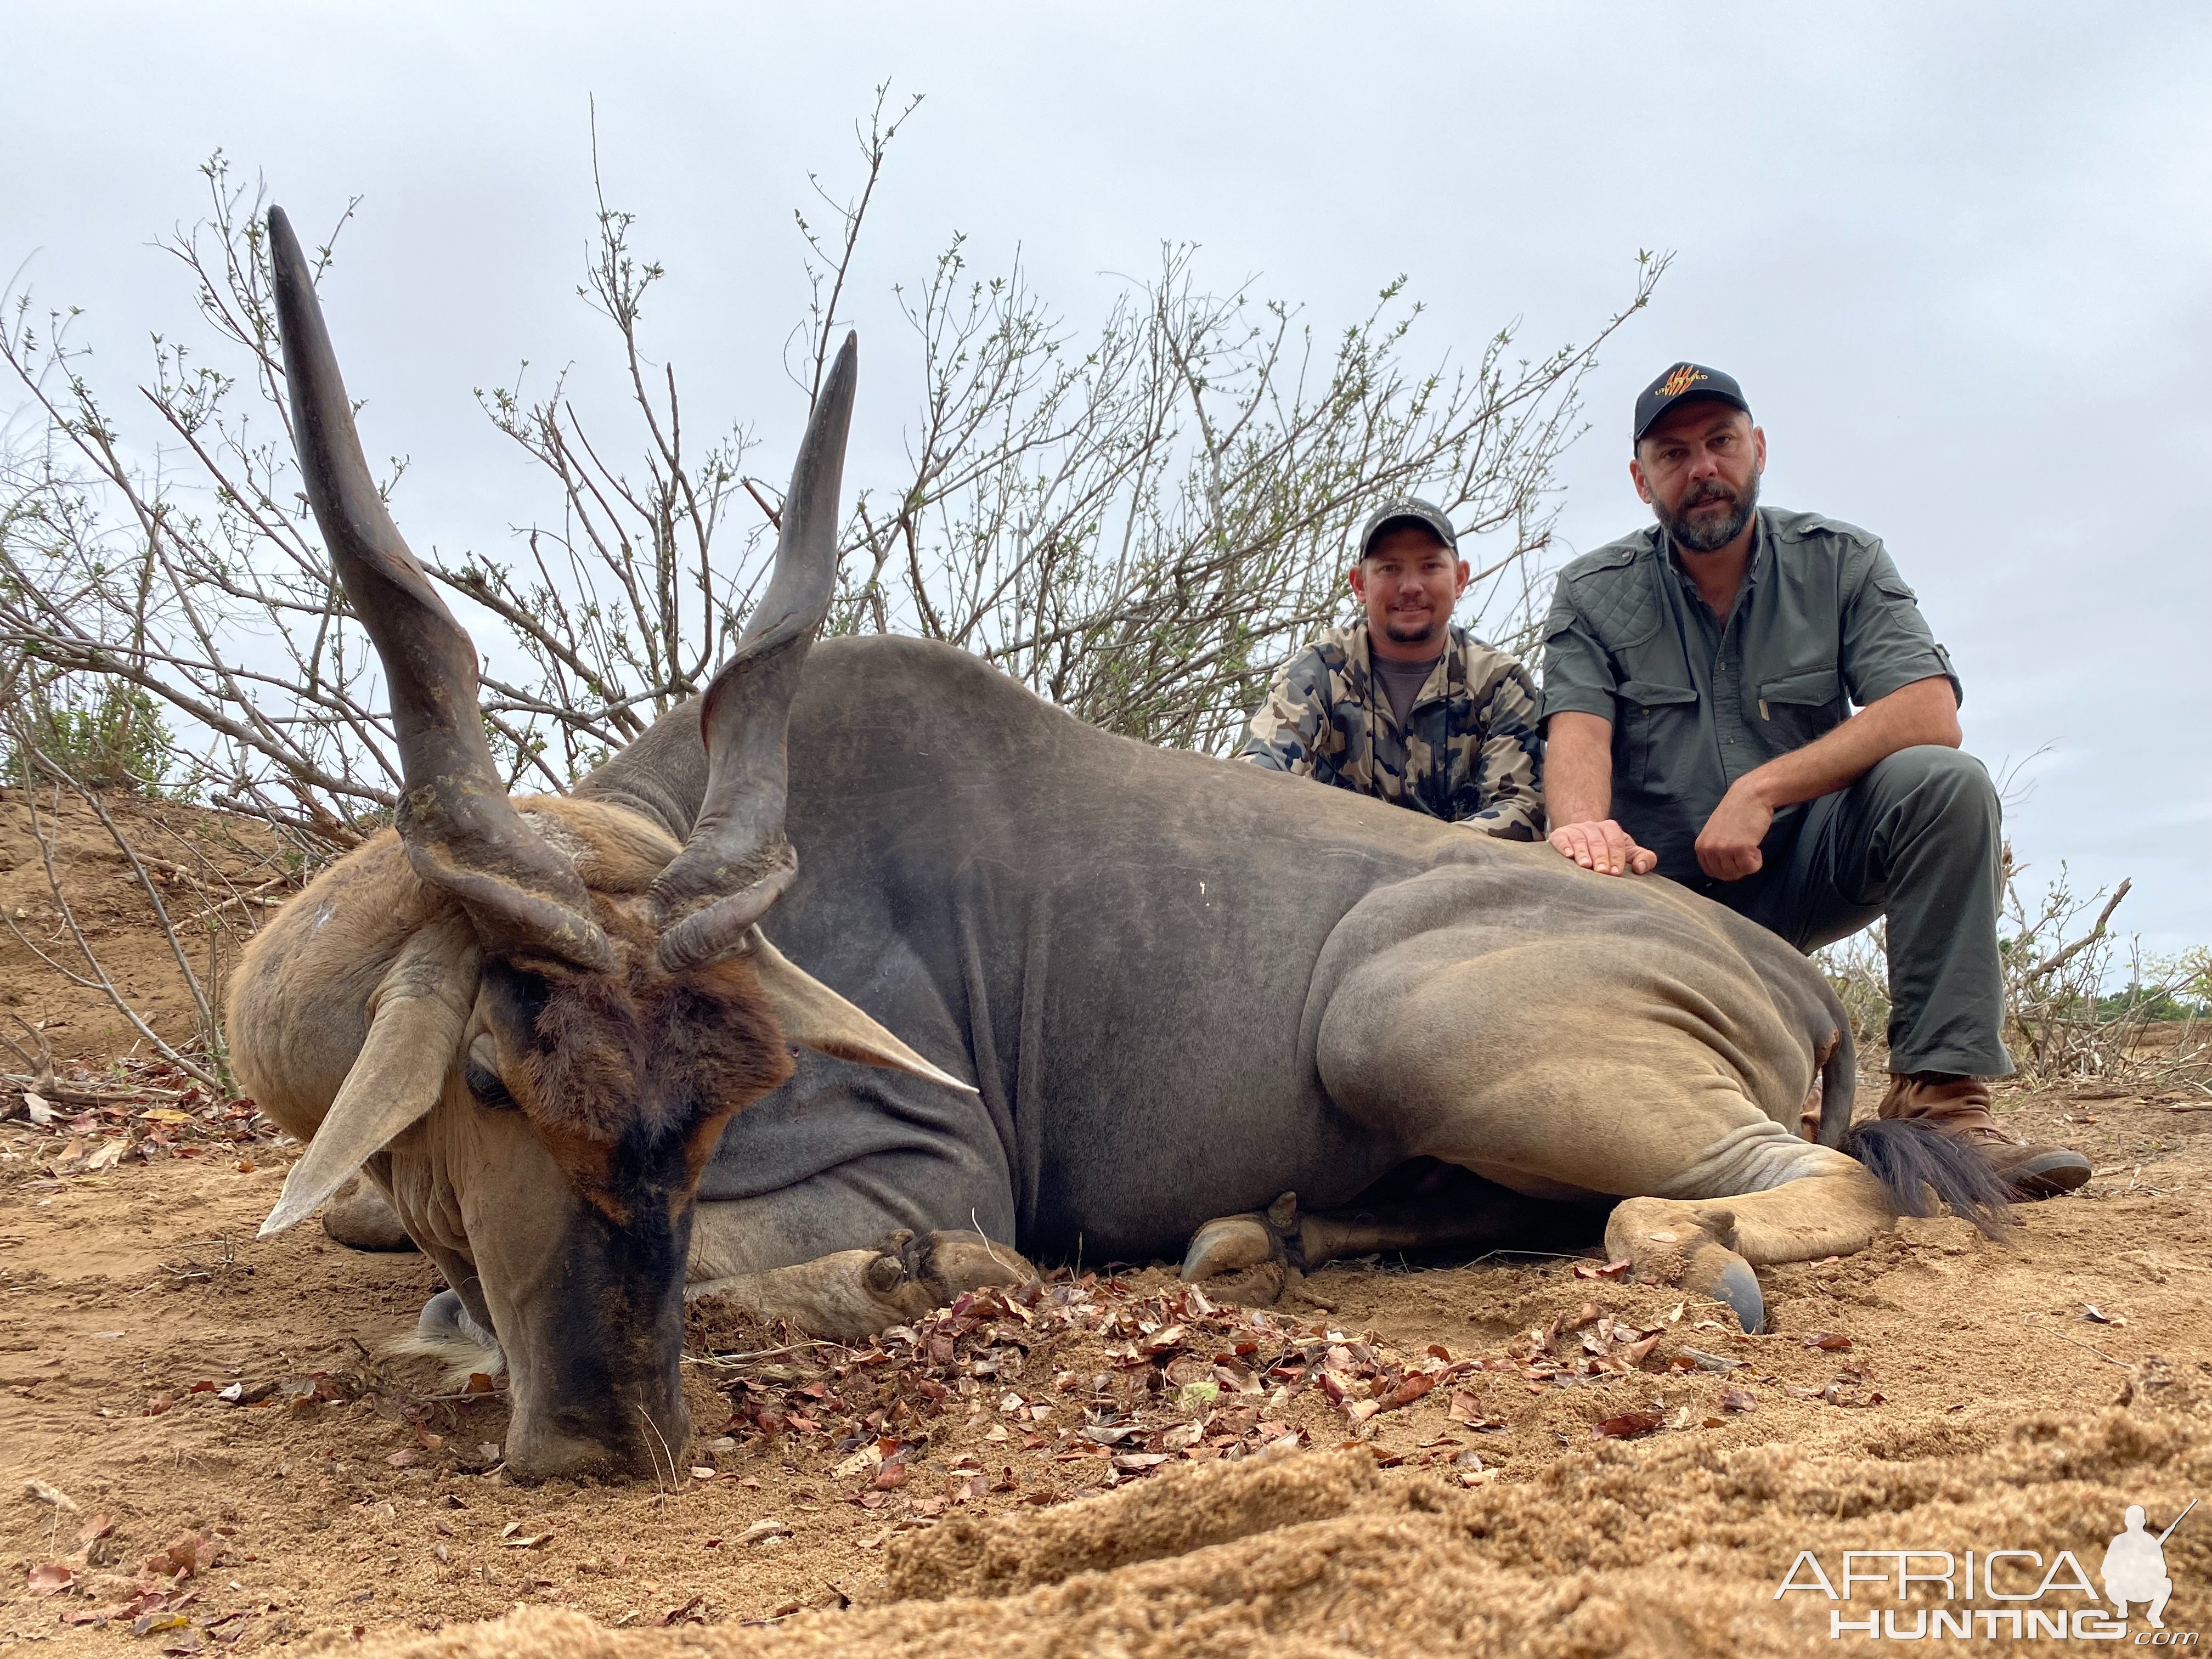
[1713,745,2013,1078]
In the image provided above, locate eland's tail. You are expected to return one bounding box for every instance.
[1842,1117,2016,1239]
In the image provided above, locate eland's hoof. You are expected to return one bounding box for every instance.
[1182,1193,1304,1285]
[876,1228,1036,1301]
[417,1288,496,1348]
[1688,1247,1767,1333]
[1181,1215,1277,1282]
[381,1288,505,1388]
[1605,1198,1765,1332]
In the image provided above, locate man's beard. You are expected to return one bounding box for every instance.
[1660,471,1760,553]
[1383,608,1442,646]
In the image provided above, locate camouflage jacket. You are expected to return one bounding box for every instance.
[1236,622,1544,839]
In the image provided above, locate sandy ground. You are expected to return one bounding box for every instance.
[5,790,2212,1654]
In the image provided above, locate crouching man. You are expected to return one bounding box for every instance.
[1539,363,2086,1198]
[1239,497,1544,840]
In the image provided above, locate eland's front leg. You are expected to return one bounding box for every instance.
[1182,1167,1601,1294]
[689,1229,1036,1343]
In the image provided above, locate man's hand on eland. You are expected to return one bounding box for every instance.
[1548,818,1658,877]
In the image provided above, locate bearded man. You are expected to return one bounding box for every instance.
[1538,363,2086,1198]
[1239,497,1543,840]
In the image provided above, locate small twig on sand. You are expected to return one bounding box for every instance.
[2050,1330,2129,1369]
[972,1207,1017,1276]
[0,1069,187,1106]
[681,1340,847,1369]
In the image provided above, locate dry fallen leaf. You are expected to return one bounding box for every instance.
[145,1530,218,1579]
[1802,1332,1853,1351]
[1113,1452,1171,1471]
[1677,1347,1742,1372]
[1572,1259,1633,1280]
[1593,1411,1663,1439]
[1720,1386,1758,1414]
[1387,1373,1435,1408]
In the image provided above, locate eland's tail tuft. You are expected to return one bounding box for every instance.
[1843,1117,2016,1239]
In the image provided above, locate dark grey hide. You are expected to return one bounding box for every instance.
[580,633,1853,1269]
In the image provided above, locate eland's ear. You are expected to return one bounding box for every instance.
[742,927,977,1095]
[258,922,479,1239]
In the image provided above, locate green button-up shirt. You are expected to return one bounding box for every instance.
[1538,506,1960,888]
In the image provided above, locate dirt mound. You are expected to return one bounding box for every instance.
[1,787,300,1057]
[884,1441,1391,1601]
[340,1400,2212,1658]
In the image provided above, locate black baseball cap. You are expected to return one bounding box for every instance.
[1633,363,1751,444]
[1355,496,1458,558]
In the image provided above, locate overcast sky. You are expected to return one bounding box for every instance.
[7,2,2208,957]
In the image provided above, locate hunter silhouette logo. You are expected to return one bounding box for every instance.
[1656,364,1708,399]
[2104,1499,2193,1628]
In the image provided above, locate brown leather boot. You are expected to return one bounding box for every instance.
[1876,1074,2091,1199]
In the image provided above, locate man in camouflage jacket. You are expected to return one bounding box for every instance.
[1238,498,1544,841]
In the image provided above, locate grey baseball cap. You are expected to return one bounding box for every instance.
[1355,496,1458,559]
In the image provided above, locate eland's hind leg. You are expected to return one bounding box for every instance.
[1317,943,1898,1330]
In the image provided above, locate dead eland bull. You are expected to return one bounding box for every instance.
[233,207,2007,1482]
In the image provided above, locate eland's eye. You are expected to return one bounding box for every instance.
[466,1033,517,1109]
[465,1061,517,1109]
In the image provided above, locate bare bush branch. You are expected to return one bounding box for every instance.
[1,772,225,1092]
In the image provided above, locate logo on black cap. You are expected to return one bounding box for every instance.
[1633,362,1750,444]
